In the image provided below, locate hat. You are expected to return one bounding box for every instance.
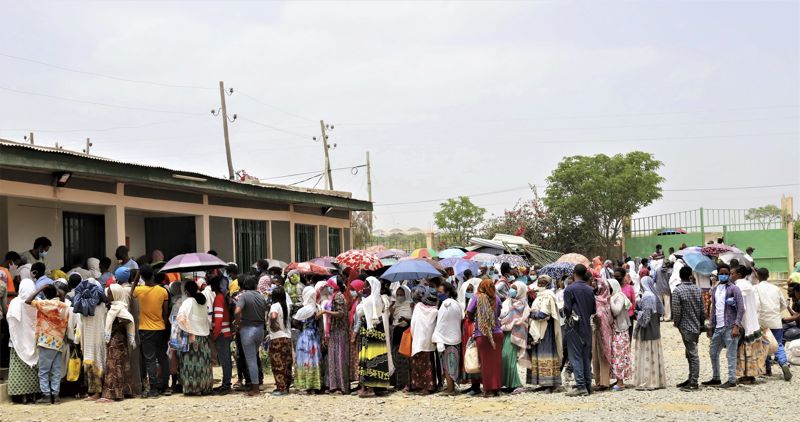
[114,266,131,283]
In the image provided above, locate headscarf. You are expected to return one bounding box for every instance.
[114,267,131,284]
[529,279,562,362]
[151,249,165,264]
[87,258,101,279]
[410,289,439,355]
[637,276,663,328]
[7,279,38,367]
[500,281,530,359]
[50,269,68,281]
[421,286,438,307]
[360,277,394,374]
[476,278,498,348]
[348,279,365,325]
[608,277,631,332]
[390,283,412,327]
[592,256,603,273]
[594,278,614,365]
[257,275,273,294]
[72,277,105,316]
[293,286,318,321]
[105,283,136,346]
[457,278,481,312]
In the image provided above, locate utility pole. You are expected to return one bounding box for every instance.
[83,138,92,155]
[319,120,333,190]
[219,81,234,180]
[28,132,34,145]
[366,150,374,231]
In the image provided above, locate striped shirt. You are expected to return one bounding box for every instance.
[213,293,232,338]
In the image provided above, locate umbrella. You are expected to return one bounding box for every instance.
[719,252,751,267]
[701,244,740,257]
[410,248,438,259]
[365,245,388,254]
[336,250,383,271]
[438,248,466,259]
[537,262,576,281]
[469,253,497,264]
[377,249,408,259]
[683,253,717,276]
[310,256,338,270]
[380,259,442,282]
[675,247,703,257]
[439,258,479,276]
[557,253,591,267]
[250,259,288,270]
[495,254,530,268]
[380,258,399,266]
[161,253,226,273]
[285,262,331,276]
[463,251,478,260]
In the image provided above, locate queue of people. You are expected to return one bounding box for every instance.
[1,236,798,407]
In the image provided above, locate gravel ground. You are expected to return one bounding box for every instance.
[1,323,795,421]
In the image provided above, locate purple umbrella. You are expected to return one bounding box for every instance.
[160,252,226,273]
[439,258,479,276]
[377,249,408,259]
[310,256,338,269]
[380,259,442,282]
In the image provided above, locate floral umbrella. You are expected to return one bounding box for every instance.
[537,262,575,281]
[556,253,591,267]
[495,254,530,268]
[410,248,438,259]
[285,261,331,276]
[365,245,388,254]
[335,250,384,271]
[701,244,741,257]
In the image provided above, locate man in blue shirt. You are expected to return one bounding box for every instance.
[563,264,597,396]
[30,262,54,299]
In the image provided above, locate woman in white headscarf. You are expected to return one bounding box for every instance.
[458,277,481,394]
[86,258,102,280]
[499,280,529,393]
[608,276,632,391]
[355,277,394,397]
[99,283,136,402]
[409,286,439,395]
[176,280,213,396]
[528,275,563,392]
[632,276,666,390]
[293,285,323,393]
[389,282,412,390]
[433,281,463,395]
[6,278,40,403]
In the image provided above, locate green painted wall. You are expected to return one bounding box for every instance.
[724,228,789,273]
[624,233,703,259]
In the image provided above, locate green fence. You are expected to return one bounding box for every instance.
[625,208,789,273]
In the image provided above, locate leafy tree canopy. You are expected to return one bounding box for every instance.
[434,196,486,246]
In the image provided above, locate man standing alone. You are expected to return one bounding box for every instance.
[563,264,596,397]
[703,264,743,389]
[671,266,705,391]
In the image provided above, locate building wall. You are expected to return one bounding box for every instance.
[125,211,147,259]
[210,216,234,263]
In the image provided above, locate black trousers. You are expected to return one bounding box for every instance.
[140,330,170,391]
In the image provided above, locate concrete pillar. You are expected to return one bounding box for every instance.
[195,214,210,253]
[104,204,125,257]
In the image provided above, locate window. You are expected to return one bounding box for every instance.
[294,224,317,262]
[235,219,267,271]
[63,212,105,266]
[328,227,342,256]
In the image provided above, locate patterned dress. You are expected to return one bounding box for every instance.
[610,331,632,380]
[180,335,213,395]
[527,318,561,387]
[326,293,350,393]
[268,337,293,392]
[8,347,40,396]
[409,352,435,392]
[295,317,322,390]
[359,319,391,389]
[102,319,133,400]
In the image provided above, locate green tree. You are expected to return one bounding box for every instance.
[544,152,664,257]
[434,196,486,246]
[745,205,782,229]
[350,211,373,249]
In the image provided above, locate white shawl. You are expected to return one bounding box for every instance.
[457,278,481,312]
[105,284,136,346]
[361,277,394,374]
[432,297,462,347]
[410,302,438,355]
[293,286,318,321]
[736,278,762,340]
[7,279,38,367]
[176,296,210,337]
[529,287,562,363]
[390,283,412,327]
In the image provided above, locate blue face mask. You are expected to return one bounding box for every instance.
[718,275,730,282]
[465,292,473,300]
[350,290,358,298]
[40,250,48,257]
[508,288,518,298]
[437,293,447,302]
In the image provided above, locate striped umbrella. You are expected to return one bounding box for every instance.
[410,248,438,259]
[335,250,384,271]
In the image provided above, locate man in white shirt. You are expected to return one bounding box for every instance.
[753,268,792,381]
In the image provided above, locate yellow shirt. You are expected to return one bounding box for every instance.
[133,284,168,330]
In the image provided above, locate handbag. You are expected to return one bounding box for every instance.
[763,328,778,355]
[464,337,481,374]
[66,348,81,382]
[399,328,413,357]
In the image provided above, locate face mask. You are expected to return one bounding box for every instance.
[327,287,334,294]
[437,293,447,302]
[508,288,518,298]
[508,276,516,282]
[465,292,473,300]
[718,274,729,282]
[396,295,406,303]
[350,290,358,298]
[40,250,48,257]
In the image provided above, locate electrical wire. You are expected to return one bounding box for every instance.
[260,164,367,181]
[0,115,200,133]
[237,116,313,139]
[238,92,316,123]
[0,52,214,90]
[287,173,324,186]
[0,85,206,115]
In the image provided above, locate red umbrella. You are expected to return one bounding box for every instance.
[336,250,384,271]
[285,262,331,276]
[463,251,478,260]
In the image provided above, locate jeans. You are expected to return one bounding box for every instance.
[565,327,592,391]
[140,330,170,391]
[239,325,265,386]
[768,328,788,367]
[215,336,233,387]
[680,331,700,384]
[709,326,737,383]
[37,347,62,395]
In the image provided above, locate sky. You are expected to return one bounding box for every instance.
[1,1,798,231]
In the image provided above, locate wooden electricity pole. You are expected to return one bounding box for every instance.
[83,138,92,155]
[366,150,374,230]
[219,81,234,180]
[319,120,333,190]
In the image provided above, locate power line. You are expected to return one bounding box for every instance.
[237,116,313,139]
[0,85,206,115]
[0,115,199,133]
[287,173,323,186]
[237,92,316,123]
[260,164,367,181]
[0,52,214,90]
[663,183,800,192]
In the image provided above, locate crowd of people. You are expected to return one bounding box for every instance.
[1,236,798,405]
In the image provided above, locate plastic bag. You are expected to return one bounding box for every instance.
[66,349,81,382]
[464,337,481,374]
[399,328,413,357]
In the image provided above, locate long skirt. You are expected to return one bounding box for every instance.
[528,319,561,387]
[350,330,361,382]
[295,323,323,390]
[180,335,213,395]
[633,339,667,389]
[326,327,350,393]
[736,337,769,378]
[610,331,632,381]
[460,319,480,383]
[441,344,461,383]
[84,362,103,395]
[409,351,436,392]
[476,332,503,392]
[269,337,293,392]
[592,333,611,387]
[358,323,391,389]
[501,332,522,389]
[8,347,40,396]
[391,325,410,389]
[102,327,133,400]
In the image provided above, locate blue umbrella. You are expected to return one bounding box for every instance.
[439,258,479,276]
[438,248,466,259]
[683,253,717,275]
[380,259,442,282]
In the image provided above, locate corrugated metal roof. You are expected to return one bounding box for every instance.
[0,139,357,200]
